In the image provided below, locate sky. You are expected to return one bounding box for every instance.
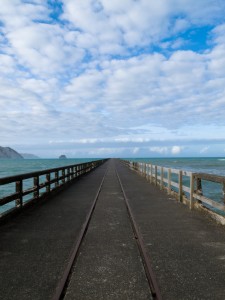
[0,0,225,158]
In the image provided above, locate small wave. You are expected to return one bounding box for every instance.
[218,159,225,161]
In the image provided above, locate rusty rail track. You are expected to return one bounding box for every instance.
[115,167,162,300]
[52,161,161,300]
[52,166,109,300]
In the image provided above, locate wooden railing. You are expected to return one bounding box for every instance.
[0,159,107,218]
[124,161,225,215]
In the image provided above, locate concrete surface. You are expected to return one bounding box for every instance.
[64,160,152,300]
[116,160,225,300]
[0,162,108,300]
[1,158,225,300]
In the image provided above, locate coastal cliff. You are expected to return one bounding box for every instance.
[0,146,24,159]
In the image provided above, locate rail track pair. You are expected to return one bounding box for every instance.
[52,164,162,300]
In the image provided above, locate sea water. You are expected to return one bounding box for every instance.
[0,158,96,179]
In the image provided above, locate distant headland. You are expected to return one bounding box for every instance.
[0,146,23,159]
[20,153,40,159]
[0,146,39,159]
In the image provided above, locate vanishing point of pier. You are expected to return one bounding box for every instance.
[0,159,225,299]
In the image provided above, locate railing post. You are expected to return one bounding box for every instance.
[150,164,153,183]
[67,168,70,181]
[72,167,75,179]
[160,167,163,190]
[223,182,225,203]
[75,165,78,177]
[196,177,203,196]
[155,166,157,186]
[179,170,182,202]
[15,180,23,208]
[168,168,171,195]
[190,173,194,209]
[55,171,59,188]
[78,165,81,176]
[147,164,150,181]
[46,173,50,193]
[62,169,65,184]
[34,176,39,199]
[134,162,137,171]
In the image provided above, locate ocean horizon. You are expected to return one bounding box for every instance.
[1,156,225,178]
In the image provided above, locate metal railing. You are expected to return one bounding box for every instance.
[0,159,107,218]
[124,161,225,215]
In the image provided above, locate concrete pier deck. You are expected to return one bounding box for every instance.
[0,159,225,299]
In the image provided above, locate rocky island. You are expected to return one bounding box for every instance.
[59,155,67,159]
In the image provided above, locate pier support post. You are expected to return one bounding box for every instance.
[147,164,150,181]
[34,176,39,199]
[15,180,23,208]
[62,169,65,184]
[179,171,182,202]
[155,166,157,186]
[55,171,59,187]
[46,173,50,193]
[223,182,225,203]
[196,178,203,197]
[160,167,163,190]
[143,163,146,178]
[150,164,153,183]
[168,169,171,195]
[190,173,194,209]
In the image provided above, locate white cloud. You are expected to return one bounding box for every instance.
[5,24,84,75]
[132,147,139,154]
[61,0,225,55]
[200,147,209,154]
[0,1,225,157]
[149,147,168,154]
[171,146,182,155]
[0,54,15,74]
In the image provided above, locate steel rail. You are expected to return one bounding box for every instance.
[115,166,162,300]
[52,165,109,300]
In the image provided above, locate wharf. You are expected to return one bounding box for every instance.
[0,159,225,299]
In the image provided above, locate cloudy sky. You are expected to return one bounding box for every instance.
[1,0,225,158]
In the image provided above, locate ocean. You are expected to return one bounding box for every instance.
[0,157,225,215]
[0,158,96,179]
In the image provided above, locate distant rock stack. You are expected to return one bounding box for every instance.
[59,154,67,159]
[0,146,24,159]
